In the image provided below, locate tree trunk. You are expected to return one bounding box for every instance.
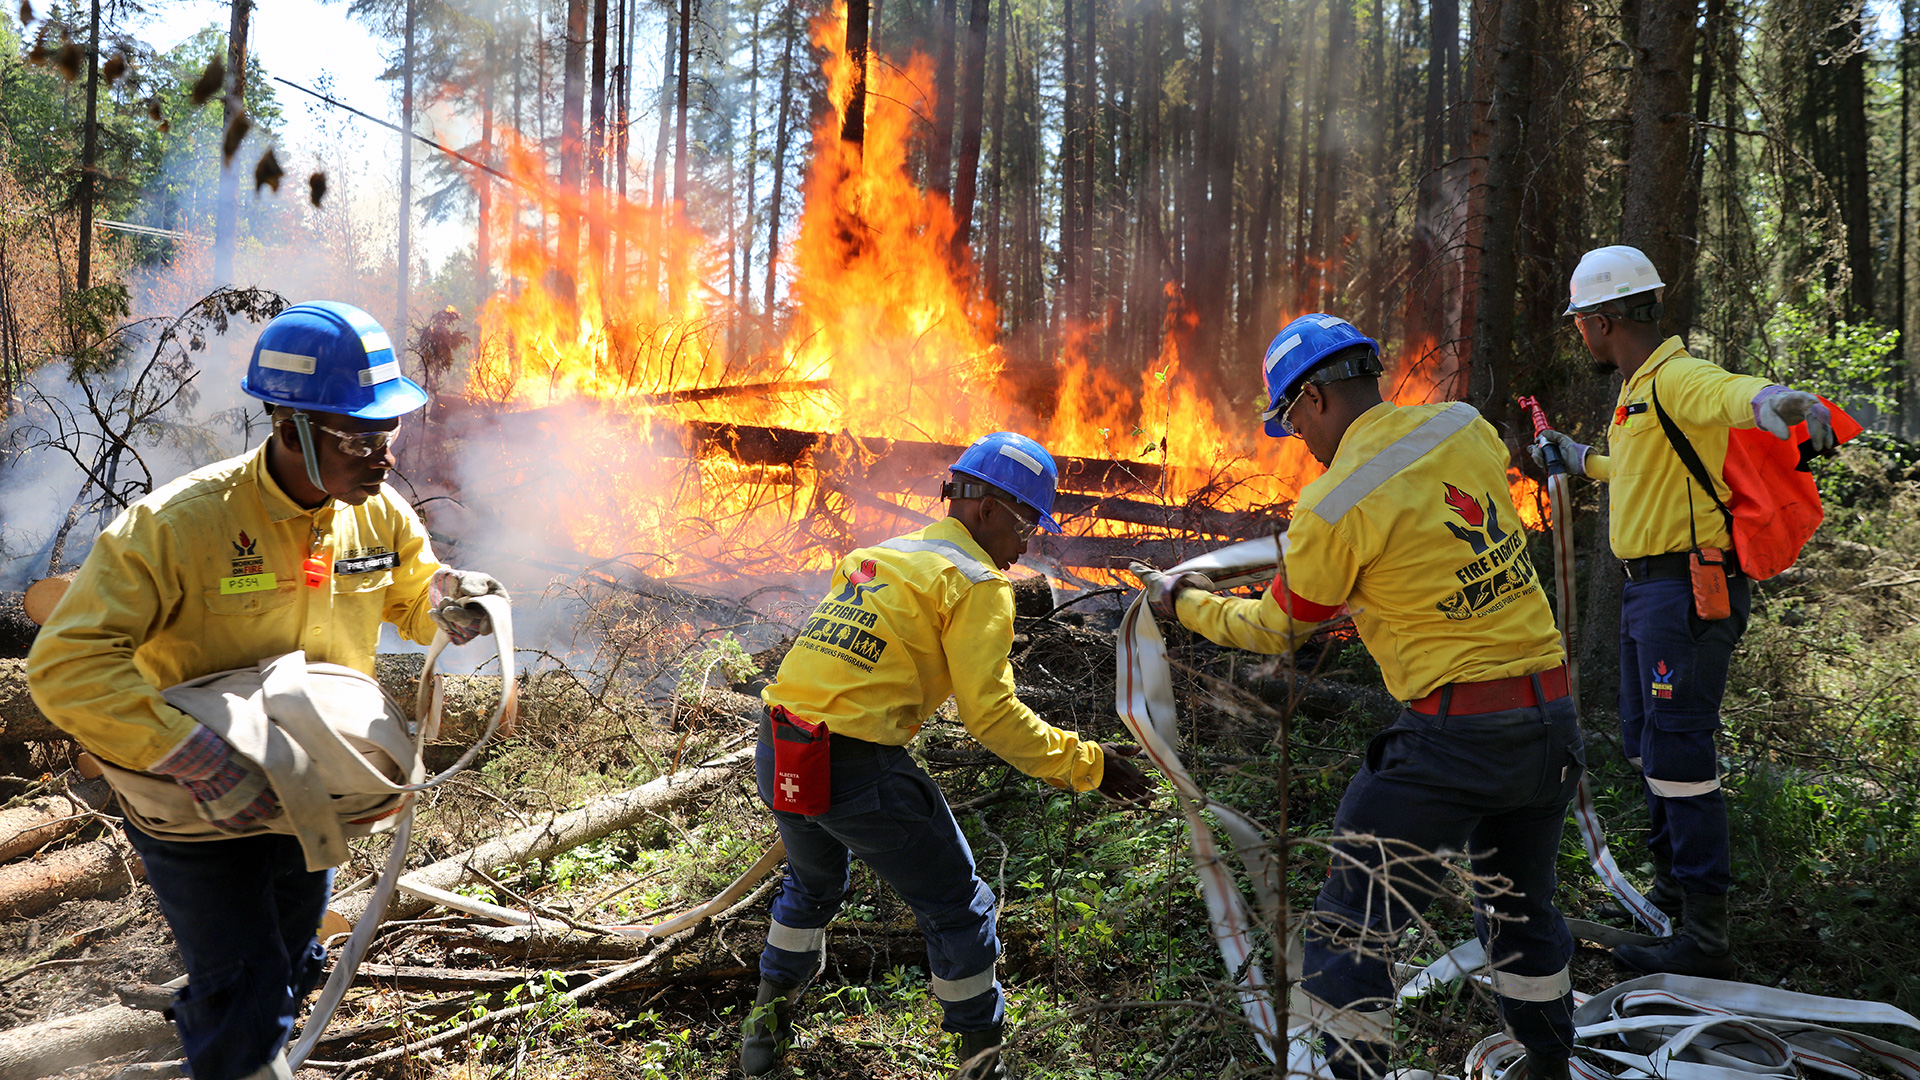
[1079,0,1096,323]
[76,0,101,292]
[477,28,496,310]
[0,834,134,920]
[0,776,112,863]
[1466,0,1538,418]
[1668,0,1722,336]
[1619,0,1698,336]
[559,0,588,304]
[1838,4,1874,320]
[931,0,958,199]
[950,0,991,262]
[589,0,610,290]
[982,0,1009,297]
[767,0,799,313]
[843,0,871,148]
[212,0,251,285]
[397,0,415,330]
[1061,0,1079,327]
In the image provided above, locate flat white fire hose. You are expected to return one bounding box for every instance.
[1115,537,1679,1065]
[288,593,517,1069]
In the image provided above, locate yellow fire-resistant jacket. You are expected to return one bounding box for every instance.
[27,443,443,771]
[1581,337,1772,560]
[1175,401,1565,702]
[763,518,1105,792]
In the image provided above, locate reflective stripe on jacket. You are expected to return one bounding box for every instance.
[27,443,442,771]
[1176,401,1564,702]
[763,518,1103,792]
[1582,338,1772,559]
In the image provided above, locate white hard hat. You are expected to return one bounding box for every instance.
[1564,245,1666,315]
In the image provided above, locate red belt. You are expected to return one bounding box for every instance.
[1408,665,1569,716]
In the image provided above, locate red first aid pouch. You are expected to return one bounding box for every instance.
[770,706,831,815]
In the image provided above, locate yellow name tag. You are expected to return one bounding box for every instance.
[219,573,279,595]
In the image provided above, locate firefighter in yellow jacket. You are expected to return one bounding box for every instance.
[28,302,505,1080]
[738,432,1153,1080]
[1145,315,1582,1080]
[1532,245,1837,978]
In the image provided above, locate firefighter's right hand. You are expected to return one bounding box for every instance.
[1137,568,1213,623]
[151,725,280,829]
[429,568,509,645]
[1095,744,1155,806]
[1527,429,1590,477]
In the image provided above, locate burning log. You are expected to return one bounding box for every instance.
[0,833,136,920]
[0,1004,178,1080]
[1049,492,1288,540]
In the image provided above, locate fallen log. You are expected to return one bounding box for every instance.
[331,745,754,926]
[1236,666,1401,726]
[0,774,114,862]
[0,833,136,920]
[0,593,35,660]
[0,1004,178,1080]
[350,962,597,993]
[1050,492,1288,541]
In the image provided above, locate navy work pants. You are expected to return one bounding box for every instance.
[123,823,332,1080]
[1302,694,1584,1074]
[754,730,1002,1033]
[1617,575,1750,895]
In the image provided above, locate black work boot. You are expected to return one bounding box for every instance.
[1613,892,1735,979]
[955,1024,1010,1080]
[740,979,798,1077]
[1598,854,1683,923]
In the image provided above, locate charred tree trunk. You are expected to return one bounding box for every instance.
[951,0,991,261]
[1466,0,1538,419]
[559,0,588,304]
[1309,0,1351,308]
[1061,0,1079,327]
[212,0,251,285]
[1619,0,1698,336]
[842,0,871,148]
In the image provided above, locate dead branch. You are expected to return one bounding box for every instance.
[349,962,600,993]
[330,745,753,927]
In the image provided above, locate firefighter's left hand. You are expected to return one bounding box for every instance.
[1096,743,1155,805]
[1754,386,1836,451]
[429,568,510,645]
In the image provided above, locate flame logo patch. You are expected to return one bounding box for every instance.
[231,531,257,557]
[1651,661,1675,699]
[831,558,890,606]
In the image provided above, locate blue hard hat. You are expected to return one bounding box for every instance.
[1259,313,1381,437]
[241,301,429,418]
[949,431,1063,534]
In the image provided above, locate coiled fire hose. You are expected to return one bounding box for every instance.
[287,593,517,1069]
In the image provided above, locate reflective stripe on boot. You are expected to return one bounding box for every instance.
[740,979,799,1077]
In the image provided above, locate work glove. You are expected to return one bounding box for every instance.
[428,568,509,645]
[1136,567,1214,623]
[150,724,278,830]
[1753,385,1836,452]
[1526,429,1590,478]
[1095,743,1155,805]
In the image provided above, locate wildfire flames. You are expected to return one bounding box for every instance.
[456,2,1541,581]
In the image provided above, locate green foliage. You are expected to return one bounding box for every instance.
[1759,303,1901,413]
[675,632,761,700]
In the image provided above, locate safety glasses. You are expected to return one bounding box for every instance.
[989,495,1040,544]
[311,420,401,458]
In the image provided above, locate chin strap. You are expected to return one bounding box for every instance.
[289,410,328,492]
